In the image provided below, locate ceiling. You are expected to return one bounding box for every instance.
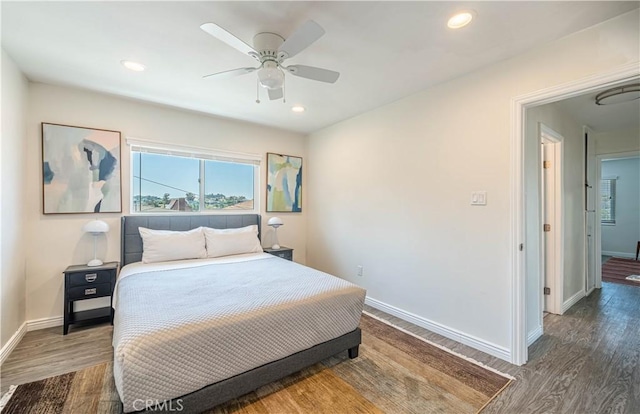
[555,82,640,132]
[2,2,638,134]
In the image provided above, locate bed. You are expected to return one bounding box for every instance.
[114,214,365,413]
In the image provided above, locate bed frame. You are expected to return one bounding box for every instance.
[120,215,361,414]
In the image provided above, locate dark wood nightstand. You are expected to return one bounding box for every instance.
[63,261,119,335]
[263,246,293,261]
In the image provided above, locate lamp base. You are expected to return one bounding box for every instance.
[87,259,104,267]
[271,244,281,250]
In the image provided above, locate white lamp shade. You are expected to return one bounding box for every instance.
[83,220,109,234]
[267,217,284,227]
[258,63,284,90]
[267,217,283,249]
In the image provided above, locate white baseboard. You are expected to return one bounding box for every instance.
[562,290,585,313]
[0,316,64,364]
[0,322,26,365]
[527,325,543,346]
[602,250,635,259]
[26,316,63,331]
[365,296,511,362]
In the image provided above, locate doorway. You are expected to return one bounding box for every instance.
[540,124,563,315]
[594,153,640,286]
[512,66,640,366]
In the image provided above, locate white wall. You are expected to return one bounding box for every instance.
[595,128,640,155]
[306,10,639,360]
[601,157,640,257]
[1,50,29,348]
[25,83,306,322]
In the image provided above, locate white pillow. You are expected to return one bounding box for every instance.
[203,225,263,258]
[206,225,257,235]
[139,227,207,263]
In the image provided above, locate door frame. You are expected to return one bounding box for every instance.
[509,62,639,366]
[540,124,564,316]
[584,126,597,295]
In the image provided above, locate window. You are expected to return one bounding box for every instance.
[600,179,616,224]
[129,139,259,213]
[203,161,254,210]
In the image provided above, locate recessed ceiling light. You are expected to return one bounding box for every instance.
[121,60,146,72]
[447,11,474,29]
[291,106,305,113]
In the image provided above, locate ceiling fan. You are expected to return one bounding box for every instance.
[200,20,340,102]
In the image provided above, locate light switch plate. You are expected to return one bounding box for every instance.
[471,191,487,206]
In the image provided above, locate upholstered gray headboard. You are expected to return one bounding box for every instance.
[121,214,261,266]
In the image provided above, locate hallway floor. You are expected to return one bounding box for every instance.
[486,281,639,413]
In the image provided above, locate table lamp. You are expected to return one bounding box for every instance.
[267,217,284,249]
[83,220,109,267]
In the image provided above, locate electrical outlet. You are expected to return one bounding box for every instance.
[357,265,363,277]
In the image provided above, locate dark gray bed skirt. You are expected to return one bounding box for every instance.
[136,328,362,413]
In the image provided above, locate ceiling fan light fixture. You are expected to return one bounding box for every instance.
[447,11,475,29]
[200,20,340,100]
[121,60,146,72]
[257,62,284,90]
[595,83,640,105]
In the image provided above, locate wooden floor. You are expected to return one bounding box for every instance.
[366,282,640,414]
[0,322,113,394]
[2,281,638,413]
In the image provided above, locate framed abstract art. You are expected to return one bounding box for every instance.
[42,123,122,214]
[266,152,302,212]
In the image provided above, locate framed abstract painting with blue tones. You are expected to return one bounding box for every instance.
[42,123,122,214]
[266,152,302,212]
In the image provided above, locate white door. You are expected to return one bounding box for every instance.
[540,123,564,315]
[585,128,597,293]
[542,141,556,313]
[586,212,596,292]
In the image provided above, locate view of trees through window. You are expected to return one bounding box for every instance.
[132,152,255,212]
[600,179,616,224]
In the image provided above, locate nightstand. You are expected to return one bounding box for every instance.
[63,261,119,335]
[263,246,293,261]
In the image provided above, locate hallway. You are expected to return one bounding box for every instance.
[486,281,640,413]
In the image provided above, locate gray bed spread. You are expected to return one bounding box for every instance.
[112,254,365,412]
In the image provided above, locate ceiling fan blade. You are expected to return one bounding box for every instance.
[200,23,258,58]
[278,20,325,59]
[203,67,258,79]
[268,88,284,100]
[285,65,340,83]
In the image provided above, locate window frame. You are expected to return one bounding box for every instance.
[128,138,260,215]
[600,178,616,225]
